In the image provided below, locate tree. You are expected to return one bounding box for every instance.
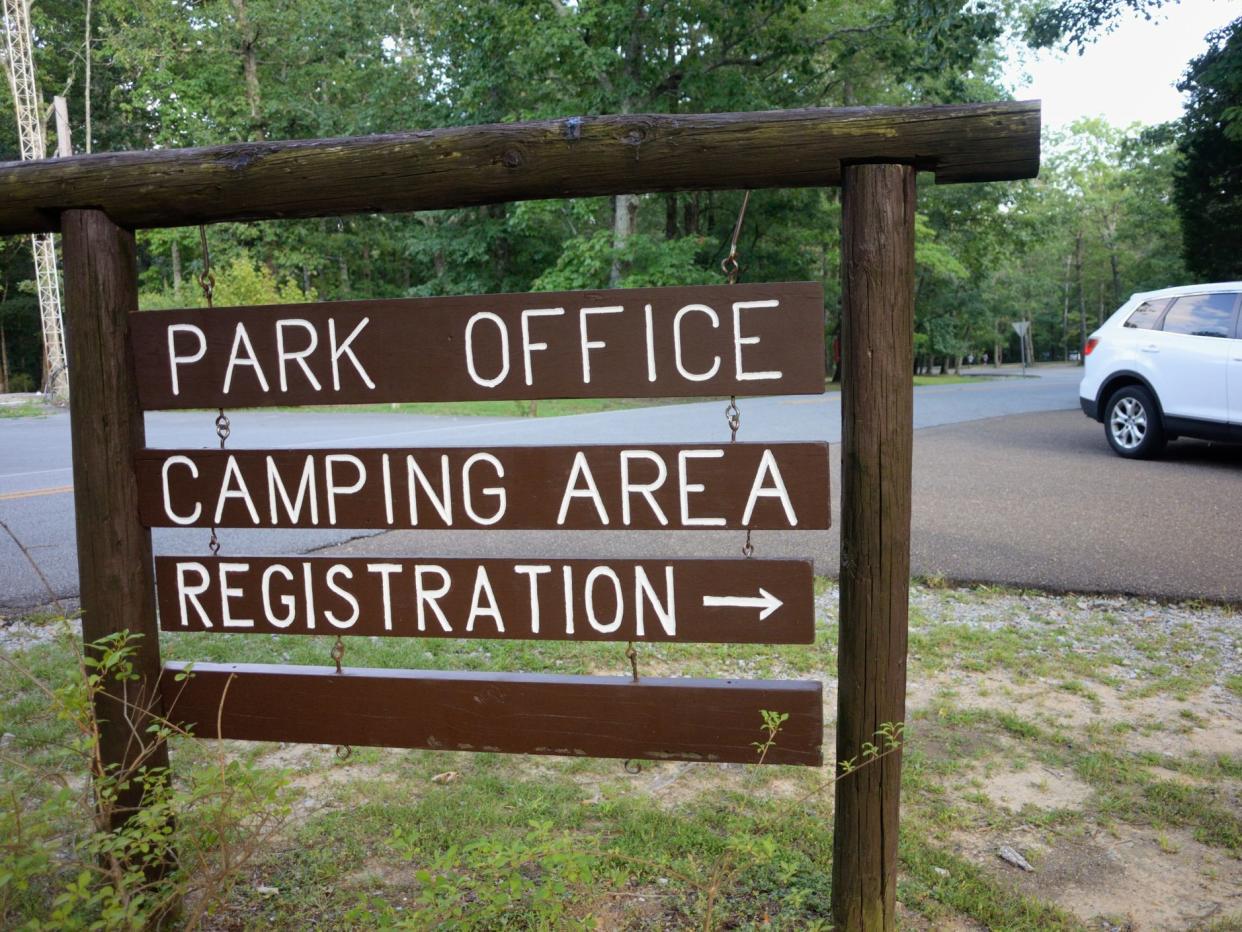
[1173,16,1242,281]
[1025,0,1169,51]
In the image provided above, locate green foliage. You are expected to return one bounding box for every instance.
[139,256,313,310]
[1024,0,1169,51]
[534,231,717,292]
[3,0,1214,376]
[1174,16,1242,281]
[0,630,290,929]
[384,819,597,929]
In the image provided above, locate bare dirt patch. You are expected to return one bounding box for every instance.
[979,764,1093,813]
[954,823,1241,930]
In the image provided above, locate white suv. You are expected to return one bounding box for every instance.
[1080,282,1242,458]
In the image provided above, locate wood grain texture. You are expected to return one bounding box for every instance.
[128,283,825,409]
[0,102,1039,235]
[832,165,915,931]
[159,662,825,766]
[154,555,815,643]
[61,210,171,828]
[135,443,830,531]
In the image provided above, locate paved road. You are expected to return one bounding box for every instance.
[21,364,1230,612]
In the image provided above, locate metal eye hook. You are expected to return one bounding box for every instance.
[625,641,639,682]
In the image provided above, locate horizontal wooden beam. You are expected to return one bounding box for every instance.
[0,102,1039,234]
[160,662,825,765]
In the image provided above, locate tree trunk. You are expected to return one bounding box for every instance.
[833,163,915,932]
[683,194,699,235]
[171,238,182,298]
[1075,231,1085,365]
[1109,249,1121,311]
[338,255,350,297]
[233,0,262,138]
[665,194,678,239]
[84,0,93,153]
[609,193,639,287]
[0,321,9,392]
[1062,253,1072,361]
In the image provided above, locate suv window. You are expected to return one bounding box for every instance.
[1160,293,1238,338]
[1124,298,1171,329]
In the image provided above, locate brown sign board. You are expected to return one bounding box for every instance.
[136,443,830,531]
[155,555,815,643]
[128,282,826,410]
[160,661,824,766]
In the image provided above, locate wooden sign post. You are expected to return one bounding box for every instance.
[3,102,1040,931]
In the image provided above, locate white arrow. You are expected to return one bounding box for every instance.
[702,588,783,621]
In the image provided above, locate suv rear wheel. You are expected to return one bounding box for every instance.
[1105,384,1166,459]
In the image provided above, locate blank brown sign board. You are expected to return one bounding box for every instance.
[128,282,826,409]
[155,556,815,643]
[159,662,824,766]
[136,443,830,531]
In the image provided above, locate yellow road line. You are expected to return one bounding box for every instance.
[0,484,74,502]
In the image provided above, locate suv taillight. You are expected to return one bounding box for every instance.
[1083,338,1099,356]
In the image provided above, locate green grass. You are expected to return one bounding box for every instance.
[277,374,991,419]
[0,401,50,419]
[300,396,700,418]
[3,580,1238,929]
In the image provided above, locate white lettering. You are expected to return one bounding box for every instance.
[329,317,376,391]
[266,455,318,525]
[462,453,506,526]
[644,303,656,382]
[215,456,261,525]
[562,565,575,635]
[673,304,721,382]
[381,454,394,526]
[261,564,296,628]
[324,454,365,526]
[167,324,206,397]
[218,562,253,628]
[276,319,322,392]
[367,563,402,631]
[302,561,316,629]
[407,454,452,526]
[466,566,504,632]
[465,312,510,388]
[175,562,212,628]
[514,564,551,634]
[635,565,676,637]
[741,449,797,526]
[585,566,623,633]
[324,564,359,629]
[222,323,270,394]
[732,300,782,381]
[620,450,668,526]
[161,455,201,526]
[415,565,453,632]
[520,308,564,386]
[678,449,726,526]
[579,306,623,383]
[557,452,609,526]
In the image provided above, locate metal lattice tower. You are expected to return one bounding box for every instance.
[2,0,69,401]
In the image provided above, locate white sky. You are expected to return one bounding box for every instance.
[1003,0,1241,129]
